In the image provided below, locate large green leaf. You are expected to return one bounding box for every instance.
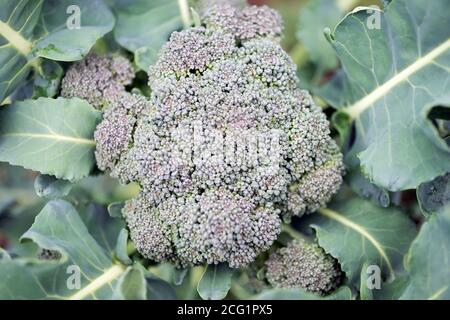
[33,0,115,61]
[0,201,44,258]
[0,0,115,103]
[0,0,42,102]
[322,0,450,191]
[0,163,41,218]
[0,200,122,299]
[253,286,353,300]
[112,266,147,300]
[0,200,173,300]
[114,0,181,53]
[0,261,54,299]
[372,274,410,300]
[79,203,125,257]
[113,0,182,71]
[0,258,155,300]
[197,263,234,300]
[134,46,159,71]
[303,197,416,285]
[0,97,102,181]
[21,200,119,298]
[297,0,342,74]
[347,170,390,207]
[400,207,450,300]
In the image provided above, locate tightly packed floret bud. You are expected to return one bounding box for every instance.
[203,4,283,41]
[92,3,344,268]
[123,189,281,268]
[287,150,344,216]
[265,239,342,295]
[94,92,152,174]
[61,54,134,109]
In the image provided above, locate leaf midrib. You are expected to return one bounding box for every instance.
[0,19,32,55]
[68,264,125,300]
[318,207,395,278]
[344,38,450,119]
[427,286,448,300]
[1,133,95,145]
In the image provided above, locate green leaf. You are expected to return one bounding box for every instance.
[113,266,147,300]
[139,264,177,299]
[21,201,115,280]
[33,0,115,61]
[80,203,126,257]
[148,263,188,287]
[114,0,182,53]
[0,200,125,299]
[173,268,188,286]
[197,264,234,300]
[0,0,114,102]
[0,201,43,258]
[107,202,124,218]
[400,207,450,300]
[373,274,410,300]
[253,286,353,300]
[115,228,132,265]
[0,261,52,299]
[0,248,11,261]
[1,199,172,300]
[359,261,373,300]
[322,0,450,191]
[134,46,158,71]
[0,200,170,300]
[316,69,351,109]
[347,171,390,207]
[32,60,63,98]
[146,276,177,299]
[304,197,416,285]
[34,174,72,199]
[0,97,102,181]
[297,0,342,72]
[0,0,42,102]
[417,173,450,216]
[0,163,41,220]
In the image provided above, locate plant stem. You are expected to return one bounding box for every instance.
[290,43,308,68]
[0,20,32,55]
[281,224,308,241]
[68,264,125,300]
[178,0,192,29]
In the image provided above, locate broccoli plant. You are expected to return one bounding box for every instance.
[91,4,344,269]
[0,0,449,302]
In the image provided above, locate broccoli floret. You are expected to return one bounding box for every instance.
[94,92,151,173]
[287,150,344,217]
[203,4,283,41]
[265,239,342,295]
[123,188,280,268]
[60,54,134,110]
[91,3,344,268]
[149,27,236,80]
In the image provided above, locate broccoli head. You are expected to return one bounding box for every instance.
[92,3,344,268]
[61,53,134,110]
[265,239,342,295]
